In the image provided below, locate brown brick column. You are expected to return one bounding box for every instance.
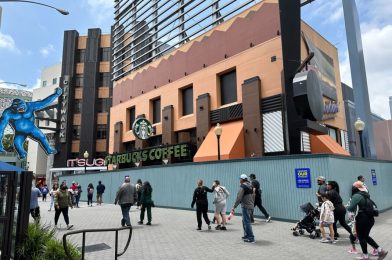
[162,105,176,145]
[113,121,124,153]
[242,77,263,157]
[196,93,211,148]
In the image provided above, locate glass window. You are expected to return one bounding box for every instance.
[75,74,84,87]
[52,78,57,85]
[96,124,107,139]
[71,152,79,158]
[72,125,81,140]
[128,107,135,129]
[97,98,110,113]
[0,174,8,217]
[220,70,237,105]
[74,100,82,113]
[152,98,161,124]
[42,80,47,87]
[182,86,193,116]
[99,73,110,87]
[100,47,111,62]
[328,126,337,142]
[76,49,85,63]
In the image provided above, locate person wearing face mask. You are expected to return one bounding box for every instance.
[54,183,74,230]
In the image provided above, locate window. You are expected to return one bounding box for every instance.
[97,98,110,113]
[99,73,110,87]
[220,70,237,105]
[52,78,57,85]
[96,124,107,139]
[95,152,107,158]
[100,47,111,62]
[42,81,47,87]
[182,86,193,116]
[328,126,337,142]
[152,98,161,124]
[76,49,85,63]
[75,74,84,87]
[72,125,81,140]
[74,100,82,113]
[71,152,79,159]
[128,107,135,129]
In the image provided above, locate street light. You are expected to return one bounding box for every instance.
[0,0,69,15]
[83,151,89,173]
[0,81,27,88]
[214,123,223,160]
[354,117,365,157]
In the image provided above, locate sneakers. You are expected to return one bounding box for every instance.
[138,221,143,225]
[196,227,202,231]
[356,254,370,260]
[215,225,221,230]
[320,239,330,243]
[220,226,227,230]
[378,250,388,260]
[243,239,255,243]
[146,222,151,226]
[67,225,74,230]
[371,248,379,256]
[208,225,211,230]
[348,248,358,254]
[266,216,272,223]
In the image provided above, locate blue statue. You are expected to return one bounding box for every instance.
[0,87,63,159]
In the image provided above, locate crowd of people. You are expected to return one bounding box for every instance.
[316,175,388,260]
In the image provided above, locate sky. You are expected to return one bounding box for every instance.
[0,0,391,119]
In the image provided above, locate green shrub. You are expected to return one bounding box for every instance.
[17,223,81,260]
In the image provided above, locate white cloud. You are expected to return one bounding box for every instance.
[40,44,55,57]
[84,0,114,25]
[31,78,42,90]
[0,32,20,53]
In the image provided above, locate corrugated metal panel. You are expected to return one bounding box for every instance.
[263,111,284,153]
[210,103,243,124]
[261,94,282,113]
[301,131,311,152]
[60,155,392,222]
[340,130,349,152]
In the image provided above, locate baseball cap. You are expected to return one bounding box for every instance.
[317,176,325,181]
[240,174,248,180]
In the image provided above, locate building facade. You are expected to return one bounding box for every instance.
[53,29,112,168]
[26,63,61,180]
[108,0,349,168]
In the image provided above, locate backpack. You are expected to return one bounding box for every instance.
[360,194,379,217]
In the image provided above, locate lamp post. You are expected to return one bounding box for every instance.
[83,151,89,173]
[354,117,365,157]
[214,123,222,160]
[0,0,69,15]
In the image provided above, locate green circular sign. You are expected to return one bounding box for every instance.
[132,118,153,140]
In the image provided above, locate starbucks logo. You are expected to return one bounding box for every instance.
[132,118,153,140]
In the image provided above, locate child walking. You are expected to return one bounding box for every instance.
[319,194,336,244]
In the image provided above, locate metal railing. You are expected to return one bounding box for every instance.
[63,226,132,260]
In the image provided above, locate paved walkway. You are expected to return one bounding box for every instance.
[37,200,391,260]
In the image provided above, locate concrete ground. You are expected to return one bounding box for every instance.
[37,200,391,260]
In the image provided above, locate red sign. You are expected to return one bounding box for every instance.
[66,158,105,167]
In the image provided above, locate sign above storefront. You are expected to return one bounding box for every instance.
[66,158,105,167]
[132,118,153,140]
[322,100,339,120]
[105,143,190,166]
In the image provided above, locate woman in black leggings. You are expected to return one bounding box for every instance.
[347,182,388,260]
[326,181,354,241]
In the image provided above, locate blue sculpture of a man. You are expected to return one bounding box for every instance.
[0,87,63,159]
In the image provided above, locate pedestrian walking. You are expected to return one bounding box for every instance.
[138,181,154,225]
[54,183,73,230]
[96,181,106,205]
[30,184,42,223]
[136,179,142,209]
[232,174,255,243]
[87,183,94,207]
[316,176,327,206]
[249,174,271,223]
[191,179,214,231]
[41,184,49,202]
[48,183,58,211]
[75,184,82,208]
[319,193,335,244]
[212,180,229,230]
[347,181,388,260]
[114,176,137,226]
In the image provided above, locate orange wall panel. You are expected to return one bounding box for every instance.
[76,63,84,74]
[73,114,81,125]
[96,140,107,152]
[98,87,109,98]
[97,113,108,124]
[99,62,110,72]
[77,36,87,49]
[71,141,80,153]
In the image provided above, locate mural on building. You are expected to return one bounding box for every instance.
[0,88,62,159]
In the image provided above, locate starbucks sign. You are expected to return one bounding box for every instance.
[132,118,153,140]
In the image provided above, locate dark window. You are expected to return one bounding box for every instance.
[96,124,107,139]
[42,81,47,87]
[95,152,107,158]
[99,73,110,87]
[152,98,161,123]
[52,78,57,85]
[328,126,337,142]
[75,74,84,87]
[72,125,81,140]
[100,47,111,62]
[182,86,193,116]
[128,107,135,129]
[71,152,79,159]
[76,49,85,63]
[147,135,162,147]
[220,70,237,105]
[97,98,110,113]
[74,100,82,113]
[125,141,135,152]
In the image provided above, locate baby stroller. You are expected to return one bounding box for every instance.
[292,202,321,239]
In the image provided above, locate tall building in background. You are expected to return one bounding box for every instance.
[53,29,112,168]
[27,63,61,183]
[0,87,32,167]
